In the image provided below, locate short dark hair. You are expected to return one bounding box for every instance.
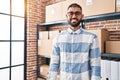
[67,3,82,11]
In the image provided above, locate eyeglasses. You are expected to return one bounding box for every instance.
[67,11,82,16]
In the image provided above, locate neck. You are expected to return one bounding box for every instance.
[70,26,80,31]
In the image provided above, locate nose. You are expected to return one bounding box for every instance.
[72,14,77,18]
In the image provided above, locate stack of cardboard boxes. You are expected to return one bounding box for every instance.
[46,0,116,22]
[38,30,60,57]
[106,41,120,54]
[38,30,60,78]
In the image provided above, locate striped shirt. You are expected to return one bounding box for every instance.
[48,28,101,80]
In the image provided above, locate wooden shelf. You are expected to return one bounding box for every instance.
[37,12,120,27]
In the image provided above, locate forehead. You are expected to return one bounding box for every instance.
[67,7,81,12]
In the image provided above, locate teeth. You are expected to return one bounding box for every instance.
[72,19,77,21]
[72,19,76,20]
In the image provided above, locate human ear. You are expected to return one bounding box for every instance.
[66,14,68,19]
[82,14,84,18]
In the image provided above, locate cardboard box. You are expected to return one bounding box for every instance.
[62,0,115,17]
[87,29,109,53]
[38,30,60,57]
[46,0,115,22]
[81,0,115,17]
[40,65,49,77]
[40,65,60,80]
[49,30,60,40]
[39,31,48,40]
[38,40,53,57]
[46,2,63,22]
[116,6,120,12]
[106,41,120,54]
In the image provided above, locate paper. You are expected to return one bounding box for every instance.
[101,60,106,80]
[105,60,111,80]
[117,0,120,6]
[111,61,119,80]
[86,0,93,6]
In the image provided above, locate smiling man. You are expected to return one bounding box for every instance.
[48,3,101,80]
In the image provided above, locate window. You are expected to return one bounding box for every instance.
[0,14,10,40]
[0,0,26,80]
[0,0,10,14]
[11,16,25,40]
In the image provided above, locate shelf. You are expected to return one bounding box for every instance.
[37,12,120,27]
[101,53,120,60]
[37,74,47,80]
[83,12,120,22]
[38,54,50,58]
[37,20,68,27]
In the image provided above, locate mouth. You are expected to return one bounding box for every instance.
[68,19,81,27]
[71,18,78,23]
[71,18,78,21]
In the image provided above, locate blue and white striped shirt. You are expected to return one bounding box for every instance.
[48,28,101,80]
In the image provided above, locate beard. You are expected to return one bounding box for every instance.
[68,18,81,27]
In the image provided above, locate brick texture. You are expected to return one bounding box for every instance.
[26,0,46,80]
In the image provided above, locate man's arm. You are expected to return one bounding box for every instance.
[48,37,60,80]
[90,36,101,80]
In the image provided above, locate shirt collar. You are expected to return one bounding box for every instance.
[67,27,81,34]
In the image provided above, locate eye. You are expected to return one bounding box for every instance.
[75,11,81,15]
[67,12,74,15]
[67,11,82,16]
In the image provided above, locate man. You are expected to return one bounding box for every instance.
[48,3,101,80]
